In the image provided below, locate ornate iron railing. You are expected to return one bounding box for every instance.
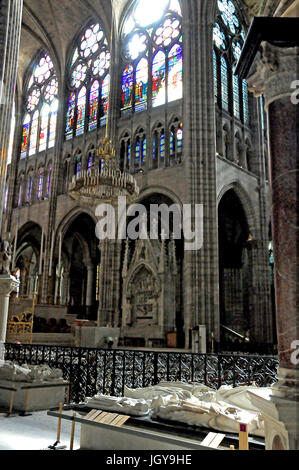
[4,343,279,403]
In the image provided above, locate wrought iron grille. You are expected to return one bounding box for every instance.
[4,343,279,403]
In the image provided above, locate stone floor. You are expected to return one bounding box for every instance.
[0,410,81,450]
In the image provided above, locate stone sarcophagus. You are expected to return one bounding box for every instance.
[121,237,177,346]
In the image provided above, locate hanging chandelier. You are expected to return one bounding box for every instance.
[68,136,139,205]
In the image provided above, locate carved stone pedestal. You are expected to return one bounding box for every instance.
[249,368,298,450]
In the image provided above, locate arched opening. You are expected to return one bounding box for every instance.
[59,213,99,320]
[218,190,251,352]
[15,222,42,298]
[121,192,185,348]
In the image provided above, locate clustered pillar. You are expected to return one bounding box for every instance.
[0,0,23,349]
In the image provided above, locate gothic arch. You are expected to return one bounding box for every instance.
[217,182,257,236]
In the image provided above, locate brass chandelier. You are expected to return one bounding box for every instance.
[68,136,139,205]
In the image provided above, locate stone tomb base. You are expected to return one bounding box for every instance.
[0,380,68,412]
[80,421,211,451]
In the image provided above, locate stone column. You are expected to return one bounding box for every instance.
[0,274,19,345]
[0,0,23,231]
[97,239,122,327]
[183,0,220,350]
[245,42,298,449]
[85,261,94,319]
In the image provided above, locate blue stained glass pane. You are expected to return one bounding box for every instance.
[75,157,82,177]
[121,65,133,111]
[47,166,52,196]
[233,74,240,119]
[26,177,33,202]
[135,141,141,167]
[170,131,175,156]
[160,132,165,159]
[221,57,229,111]
[88,155,93,171]
[142,139,147,164]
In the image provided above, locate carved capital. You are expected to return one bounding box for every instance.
[0,275,19,296]
[247,43,299,107]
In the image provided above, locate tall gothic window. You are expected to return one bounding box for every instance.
[121,0,183,115]
[65,23,111,140]
[21,53,58,158]
[213,1,249,124]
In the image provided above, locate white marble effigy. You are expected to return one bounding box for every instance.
[0,360,64,383]
[85,381,272,438]
[86,394,150,416]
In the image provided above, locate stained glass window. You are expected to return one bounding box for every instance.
[142,139,147,165]
[121,65,134,111]
[135,140,141,167]
[177,125,183,154]
[37,171,44,200]
[127,143,131,170]
[135,59,148,112]
[75,156,82,177]
[233,74,240,119]
[46,166,52,196]
[48,99,58,148]
[214,1,249,124]
[21,114,30,158]
[21,53,58,157]
[66,23,110,139]
[170,130,175,156]
[122,0,183,114]
[39,104,50,152]
[213,50,218,102]
[66,93,76,140]
[218,0,239,34]
[76,87,87,136]
[160,131,165,160]
[29,111,39,156]
[89,81,99,131]
[100,74,110,126]
[152,51,166,107]
[87,154,94,171]
[213,23,226,50]
[221,57,229,111]
[168,44,183,103]
[232,41,242,62]
[243,80,249,123]
[26,176,33,203]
